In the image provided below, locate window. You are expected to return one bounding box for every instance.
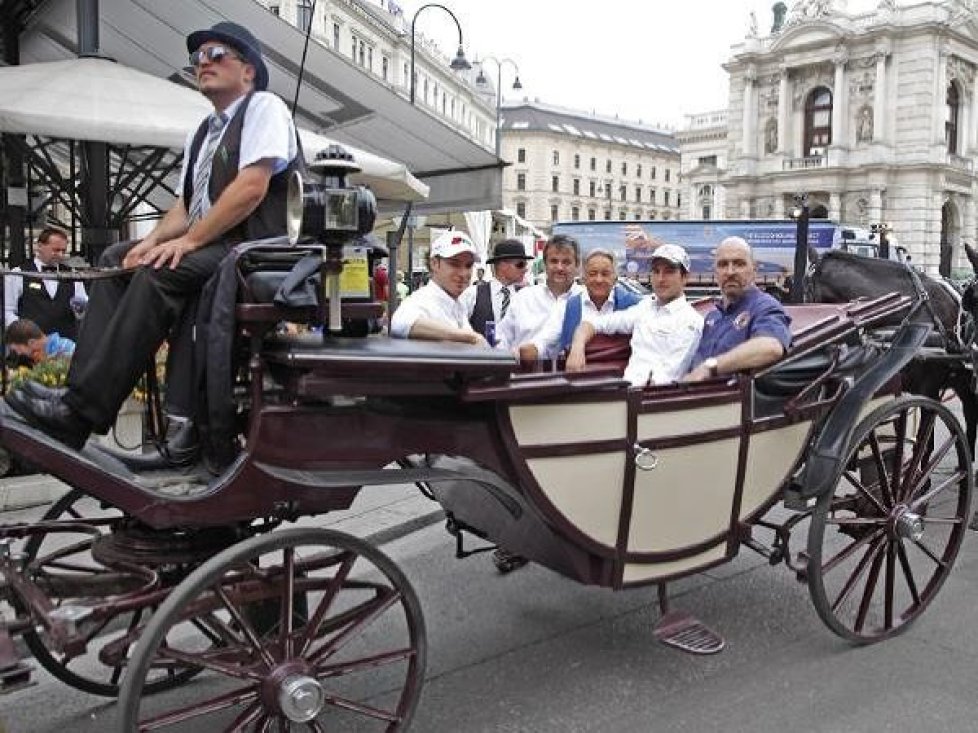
[351,35,358,60]
[573,179,580,195]
[702,205,712,219]
[517,148,526,163]
[698,155,718,167]
[664,191,671,206]
[635,186,642,203]
[517,173,526,191]
[332,22,340,49]
[619,185,627,202]
[574,154,580,169]
[552,150,560,166]
[619,209,627,220]
[804,86,833,156]
[551,205,559,221]
[636,164,642,178]
[552,176,560,193]
[648,211,657,220]
[665,169,671,182]
[589,181,596,197]
[516,202,526,218]
[403,63,409,87]
[650,189,656,204]
[677,193,682,208]
[590,157,597,171]
[634,212,642,220]
[367,47,373,72]
[382,56,389,80]
[359,40,366,67]
[621,162,627,176]
[423,78,428,103]
[947,83,961,154]
[604,183,612,199]
[650,166,656,180]
[603,209,611,220]
[442,92,447,114]
[606,159,612,173]
[572,206,580,220]
[269,4,280,15]
[588,208,596,221]
[297,0,313,31]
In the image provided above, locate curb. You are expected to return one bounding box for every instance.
[0,475,68,513]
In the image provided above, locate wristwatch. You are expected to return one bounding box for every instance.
[704,357,720,378]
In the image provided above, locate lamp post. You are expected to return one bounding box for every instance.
[476,57,522,157]
[409,3,471,106]
[789,193,810,304]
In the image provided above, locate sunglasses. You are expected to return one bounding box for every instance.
[189,45,243,67]
[502,259,528,269]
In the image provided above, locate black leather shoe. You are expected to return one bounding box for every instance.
[5,388,91,451]
[20,380,68,401]
[161,419,198,466]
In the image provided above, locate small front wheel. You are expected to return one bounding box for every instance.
[118,527,426,731]
[807,395,973,644]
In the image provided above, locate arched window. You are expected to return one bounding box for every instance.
[804,87,833,156]
[947,83,961,154]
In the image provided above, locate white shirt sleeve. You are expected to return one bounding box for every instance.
[239,93,297,174]
[389,296,424,338]
[495,301,518,351]
[3,271,22,327]
[591,303,642,336]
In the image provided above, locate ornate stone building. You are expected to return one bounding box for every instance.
[499,101,681,233]
[724,0,978,274]
[677,111,729,220]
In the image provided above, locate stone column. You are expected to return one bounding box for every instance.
[777,65,790,155]
[740,198,752,218]
[832,49,849,148]
[935,45,949,146]
[742,64,757,157]
[869,188,884,225]
[873,45,889,144]
[829,192,842,219]
[967,68,978,154]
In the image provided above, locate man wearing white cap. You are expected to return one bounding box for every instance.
[566,244,703,386]
[389,231,488,345]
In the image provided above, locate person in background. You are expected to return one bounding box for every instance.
[495,234,582,352]
[461,239,533,341]
[566,244,703,386]
[520,248,641,361]
[6,318,75,365]
[389,231,487,345]
[4,227,87,341]
[395,271,409,300]
[684,236,791,382]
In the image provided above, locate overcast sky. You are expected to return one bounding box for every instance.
[397,0,888,130]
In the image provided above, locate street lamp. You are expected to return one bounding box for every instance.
[409,3,471,106]
[476,57,522,157]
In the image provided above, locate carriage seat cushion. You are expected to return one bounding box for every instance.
[754,343,880,397]
[582,333,631,372]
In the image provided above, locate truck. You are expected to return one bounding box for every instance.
[550,219,906,291]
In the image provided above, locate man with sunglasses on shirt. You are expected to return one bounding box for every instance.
[6,21,300,454]
[460,239,533,341]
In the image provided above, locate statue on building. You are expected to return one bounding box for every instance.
[856,106,874,143]
[772,2,788,32]
[786,0,836,25]
[764,118,779,153]
[748,11,759,37]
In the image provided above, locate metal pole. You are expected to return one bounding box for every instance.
[409,3,466,105]
[495,64,503,157]
[76,0,99,55]
[790,201,809,304]
[407,224,415,292]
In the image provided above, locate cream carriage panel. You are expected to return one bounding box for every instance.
[628,438,740,553]
[622,544,727,584]
[526,453,625,548]
[509,402,627,446]
[636,401,740,442]
[740,421,813,519]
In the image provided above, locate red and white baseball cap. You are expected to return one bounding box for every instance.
[431,231,479,261]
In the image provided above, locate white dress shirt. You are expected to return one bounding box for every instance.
[590,295,704,386]
[4,257,87,327]
[495,282,583,351]
[531,288,620,359]
[389,281,474,338]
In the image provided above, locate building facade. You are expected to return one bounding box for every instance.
[256,0,496,151]
[677,110,729,221]
[499,101,681,233]
[723,0,978,274]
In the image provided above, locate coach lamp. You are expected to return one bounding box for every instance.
[286,144,378,332]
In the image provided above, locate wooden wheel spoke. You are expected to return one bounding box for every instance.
[315,646,417,680]
[138,683,261,731]
[225,700,264,733]
[308,590,402,665]
[306,720,326,732]
[908,469,967,512]
[282,548,296,659]
[910,537,949,569]
[868,431,896,508]
[214,584,278,670]
[830,536,884,613]
[826,517,886,528]
[884,542,896,630]
[917,516,964,526]
[895,540,922,607]
[322,691,400,724]
[889,413,910,502]
[902,410,938,497]
[854,542,887,633]
[821,527,885,577]
[191,612,242,648]
[155,645,263,681]
[903,434,957,503]
[297,550,357,657]
[841,471,887,516]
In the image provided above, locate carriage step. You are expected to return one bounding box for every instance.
[653,611,725,655]
[0,661,34,695]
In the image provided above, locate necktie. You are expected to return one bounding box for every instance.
[188,113,227,224]
[500,285,511,319]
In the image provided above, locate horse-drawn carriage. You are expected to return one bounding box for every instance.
[0,160,972,731]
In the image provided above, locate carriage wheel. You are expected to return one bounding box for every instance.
[807,395,973,644]
[19,489,198,696]
[118,527,426,732]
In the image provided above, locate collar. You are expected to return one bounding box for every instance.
[715,286,759,313]
[653,295,689,314]
[215,93,248,123]
[583,289,614,310]
[428,281,463,305]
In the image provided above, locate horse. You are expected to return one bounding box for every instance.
[805,245,978,458]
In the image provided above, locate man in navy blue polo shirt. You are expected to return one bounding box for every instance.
[684,236,791,382]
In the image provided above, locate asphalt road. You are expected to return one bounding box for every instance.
[1,515,977,733]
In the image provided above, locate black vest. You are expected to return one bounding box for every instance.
[468,280,495,335]
[17,261,77,340]
[182,92,304,244]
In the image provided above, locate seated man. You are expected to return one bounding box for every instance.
[565,244,703,386]
[6,318,75,365]
[684,236,791,382]
[389,231,488,345]
[520,247,642,362]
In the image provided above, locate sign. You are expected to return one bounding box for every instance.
[339,246,371,298]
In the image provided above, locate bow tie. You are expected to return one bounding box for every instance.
[41,265,59,272]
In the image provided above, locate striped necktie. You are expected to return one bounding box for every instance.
[500,285,511,319]
[187,113,227,224]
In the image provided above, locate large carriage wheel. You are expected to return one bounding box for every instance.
[19,489,198,696]
[118,527,426,732]
[807,395,973,644]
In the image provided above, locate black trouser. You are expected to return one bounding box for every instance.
[66,242,227,433]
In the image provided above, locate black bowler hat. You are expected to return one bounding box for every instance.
[486,238,533,264]
[187,21,269,91]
